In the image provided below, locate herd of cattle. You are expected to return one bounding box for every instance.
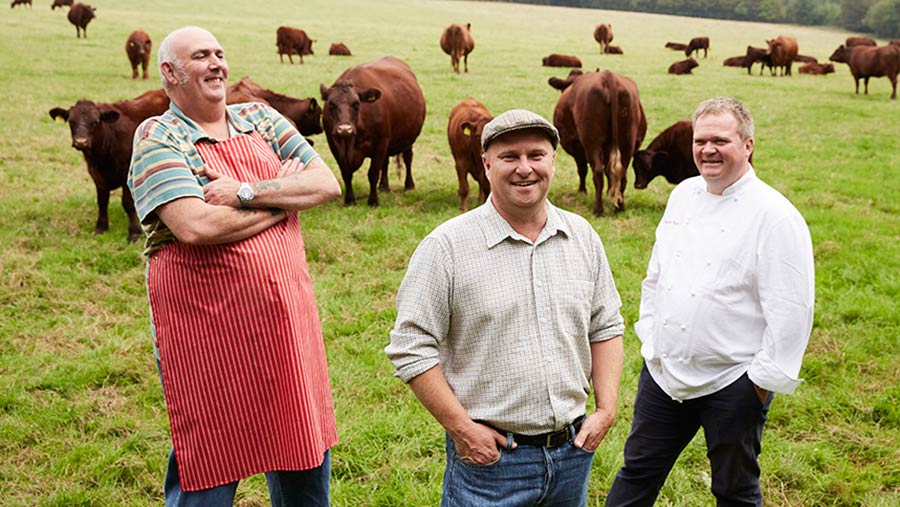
[20,3,900,240]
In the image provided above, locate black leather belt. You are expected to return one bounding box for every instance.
[480,416,585,448]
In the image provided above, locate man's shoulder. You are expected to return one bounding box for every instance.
[428,206,487,241]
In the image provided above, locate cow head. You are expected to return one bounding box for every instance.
[49,100,119,151]
[320,81,381,138]
[687,58,699,69]
[548,69,583,92]
[829,45,851,64]
[632,149,665,189]
[293,98,323,137]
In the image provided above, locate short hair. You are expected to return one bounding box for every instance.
[157,26,203,91]
[692,96,754,141]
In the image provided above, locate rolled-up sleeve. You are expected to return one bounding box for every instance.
[386,237,452,383]
[589,234,625,342]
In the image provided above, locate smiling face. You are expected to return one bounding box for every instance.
[482,128,556,221]
[692,111,753,195]
[162,27,229,116]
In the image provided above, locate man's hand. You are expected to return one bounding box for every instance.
[753,384,769,405]
[449,421,514,465]
[276,157,306,178]
[201,166,241,207]
[573,410,615,451]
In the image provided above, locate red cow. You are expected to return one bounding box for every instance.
[447,98,493,211]
[767,36,799,76]
[548,69,647,215]
[226,76,323,138]
[668,58,699,75]
[685,37,710,58]
[329,42,351,56]
[794,54,818,64]
[745,45,774,75]
[51,0,71,9]
[632,121,697,189]
[11,0,32,8]
[723,55,747,68]
[68,3,95,38]
[891,40,900,47]
[829,44,900,99]
[126,30,152,80]
[593,23,613,54]
[846,36,877,47]
[798,62,835,75]
[320,57,426,206]
[665,42,688,51]
[542,54,582,68]
[607,45,624,55]
[276,26,314,64]
[440,23,475,74]
[48,89,169,241]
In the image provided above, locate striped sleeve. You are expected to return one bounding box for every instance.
[271,112,319,164]
[128,120,204,223]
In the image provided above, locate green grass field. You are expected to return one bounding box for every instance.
[1,0,898,505]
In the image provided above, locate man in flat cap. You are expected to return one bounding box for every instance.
[386,109,625,506]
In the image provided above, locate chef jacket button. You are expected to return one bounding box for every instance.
[680,325,687,331]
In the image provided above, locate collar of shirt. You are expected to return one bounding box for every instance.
[481,197,572,249]
[167,101,256,144]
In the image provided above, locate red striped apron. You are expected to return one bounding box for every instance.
[148,131,337,491]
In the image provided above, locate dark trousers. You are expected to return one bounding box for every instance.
[605,364,772,507]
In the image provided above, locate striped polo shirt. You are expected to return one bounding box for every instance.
[128,100,319,256]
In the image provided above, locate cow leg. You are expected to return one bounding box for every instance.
[121,187,142,242]
[456,165,470,211]
[890,75,897,100]
[591,167,605,216]
[378,157,391,192]
[464,53,469,73]
[94,184,110,235]
[864,77,870,95]
[574,152,589,193]
[132,65,138,80]
[340,169,356,206]
[402,149,415,191]
[142,61,149,80]
[367,155,386,207]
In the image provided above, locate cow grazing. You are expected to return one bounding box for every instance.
[632,121,697,190]
[11,0,31,8]
[593,23,613,54]
[846,36,877,47]
[829,44,900,99]
[723,55,747,68]
[329,42,351,56]
[798,62,835,75]
[440,23,475,74]
[67,3,95,38]
[607,45,624,55]
[542,53,582,68]
[668,58,699,75]
[794,54,818,64]
[665,42,688,51]
[548,69,647,215]
[745,45,774,75]
[51,0,71,9]
[320,56,426,206]
[447,98,493,211]
[226,76,323,138]
[276,26,314,64]
[685,37,710,58]
[767,36,799,76]
[125,30,152,80]
[48,89,169,241]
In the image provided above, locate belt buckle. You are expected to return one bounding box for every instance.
[545,427,569,448]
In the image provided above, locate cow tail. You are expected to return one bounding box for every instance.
[394,154,402,181]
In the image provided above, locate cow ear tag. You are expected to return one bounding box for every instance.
[366,95,378,103]
[463,126,472,136]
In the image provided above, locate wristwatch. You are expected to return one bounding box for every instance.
[237,182,254,208]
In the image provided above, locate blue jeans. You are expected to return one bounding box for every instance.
[164,447,331,507]
[441,429,595,507]
[605,364,772,507]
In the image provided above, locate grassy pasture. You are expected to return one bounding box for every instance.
[1,0,898,505]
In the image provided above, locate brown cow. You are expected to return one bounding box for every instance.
[794,54,818,64]
[668,58,699,75]
[632,121,697,189]
[846,36,877,47]
[542,53,582,68]
[607,45,624,55]
[593,23,613,54]
[665,42,688,51]
[276,26,314,64]
[440,23,475,74]
[548,69,647,215]
[767,36,798,76]
[125,30,152,80]
[68,3,95,38]
[49,89,169,241]
[11,0,32,8]
[447,98,493,211]
[723,55,747,68]
[891,40,900,48]
[320,57,426,206]
[745,45,774,75]
[685,37,710,58]
[226,76,323,138]
[829,44,900,99]
[798,62,835,75]
[329,42,351,56]
[51,0,71,8]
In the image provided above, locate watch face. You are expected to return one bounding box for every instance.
[238,184,253,205]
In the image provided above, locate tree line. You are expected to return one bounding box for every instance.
[484,0,900,39]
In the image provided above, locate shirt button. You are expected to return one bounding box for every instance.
[536,280,542,288]
[720,227,726,233]
[680,325,687,331]
[690,292,696,297]
[663,353,669,359]
[662,320,668,326]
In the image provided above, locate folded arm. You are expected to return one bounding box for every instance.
[155,196,287,245]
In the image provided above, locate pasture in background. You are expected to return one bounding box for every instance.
[1,0,898,505]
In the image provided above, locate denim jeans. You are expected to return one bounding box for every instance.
[441,429,595,507]
[605,364,772,507]
[164,447,331,507]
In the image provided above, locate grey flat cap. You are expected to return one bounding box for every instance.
[481,109,559,151]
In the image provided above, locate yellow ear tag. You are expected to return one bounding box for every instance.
[463,126,472,136]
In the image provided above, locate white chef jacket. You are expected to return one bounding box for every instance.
[635,167,815,401]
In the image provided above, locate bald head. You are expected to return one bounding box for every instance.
[158,26,219,91]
